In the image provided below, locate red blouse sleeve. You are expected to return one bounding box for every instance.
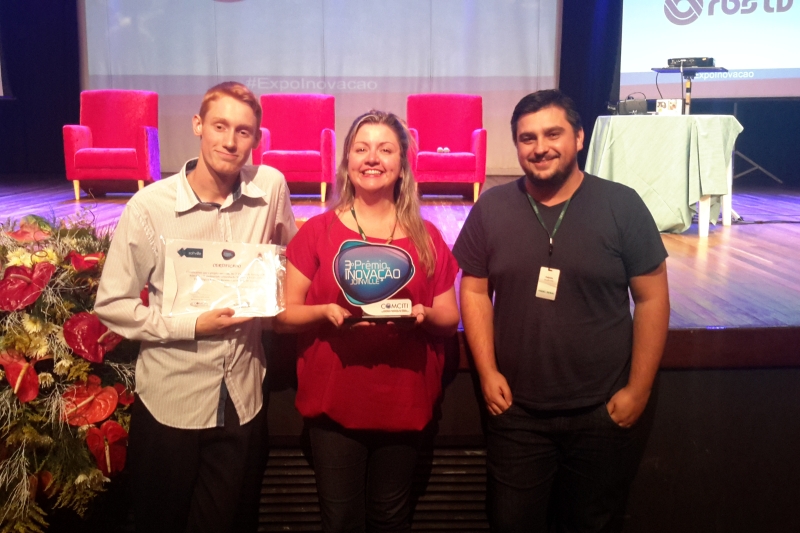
[285,215,324,282]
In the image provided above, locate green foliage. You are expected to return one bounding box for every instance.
[0,501,48,533]
[0,214,134,530]
[53,469,106,518]
[65,360,92,383]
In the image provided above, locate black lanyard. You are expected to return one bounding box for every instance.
[526,194,570,257]
[350,206,396,244]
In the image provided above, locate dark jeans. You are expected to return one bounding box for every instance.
[485,396,656,533]
[128,393,269,533]
[308,419,422,533]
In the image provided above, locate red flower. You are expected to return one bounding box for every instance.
[86,420,128,476]
[0,263,57,311]
[65,251,104,272]
[0,349,39,403]
[140,284,149,307]
[4,216,52,243]
[113,383,135,405]
[35,471,57,499]
[62,375,118,426]
[62,312,122,364]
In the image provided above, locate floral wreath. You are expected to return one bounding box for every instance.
[0,214,139,532]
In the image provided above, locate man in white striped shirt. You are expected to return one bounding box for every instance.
[95,82,297,533]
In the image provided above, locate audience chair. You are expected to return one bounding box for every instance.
[406,94,486,202]
[63,90,160,200]
[252,94,335,202]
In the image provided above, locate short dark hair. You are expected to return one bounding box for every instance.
[510,89,582,141]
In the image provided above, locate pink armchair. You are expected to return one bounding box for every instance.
[252,94,335,202]
[406,94,487,202]
[63,90,160,200]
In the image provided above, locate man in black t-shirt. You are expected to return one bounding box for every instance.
[453,90,669,533]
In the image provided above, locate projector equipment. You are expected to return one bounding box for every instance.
[668,57,715,68]
[652,62,726,115]
[614,97,648,115]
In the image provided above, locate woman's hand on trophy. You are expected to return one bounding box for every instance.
[322,303,352,328]
[411,304,427,325]
[411,288,459,337]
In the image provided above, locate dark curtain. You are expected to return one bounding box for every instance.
[0,26,11,98]
[559,0,623,169]
[0,0,80,177]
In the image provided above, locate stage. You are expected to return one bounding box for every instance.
[3,176,800,532]
[2,175,799,370]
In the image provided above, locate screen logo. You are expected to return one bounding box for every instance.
[665,0,793,24]
[664,0,704,25]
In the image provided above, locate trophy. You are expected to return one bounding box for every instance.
[333,240,417,325]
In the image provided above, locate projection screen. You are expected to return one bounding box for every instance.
[620,0,800,101]
[80,0,562,175]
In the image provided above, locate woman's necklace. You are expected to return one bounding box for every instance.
[350,206,398,244]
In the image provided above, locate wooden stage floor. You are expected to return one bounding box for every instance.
[2,177,799,369]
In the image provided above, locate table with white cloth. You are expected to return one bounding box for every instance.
[585,115,743,235]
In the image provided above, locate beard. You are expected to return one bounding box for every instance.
[524,165,571,193]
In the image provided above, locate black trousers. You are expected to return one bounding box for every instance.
[485,395,656,533]
[128,392,269,533]
[308,418,422,533]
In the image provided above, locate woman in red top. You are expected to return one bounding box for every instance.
[276,110,460,532]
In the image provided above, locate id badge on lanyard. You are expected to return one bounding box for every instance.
[526,194,570,301]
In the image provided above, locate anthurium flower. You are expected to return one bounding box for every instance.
[28,475,38,501]
[140,285,149,307]
[4,215,52,243]
[64,251,105,272]
[0,263,57,311]
[62,375,119,426]
[0,349,39,403]
[113,383,135,406]
[62,312,122,364]
[36,471,58,499]
[86,420,128,476]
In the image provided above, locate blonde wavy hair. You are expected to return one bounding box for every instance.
[329,110,435,277]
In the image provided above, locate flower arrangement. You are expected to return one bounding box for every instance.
[0,214,137,532]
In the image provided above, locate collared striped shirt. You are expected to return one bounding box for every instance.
[95,159,297,429]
